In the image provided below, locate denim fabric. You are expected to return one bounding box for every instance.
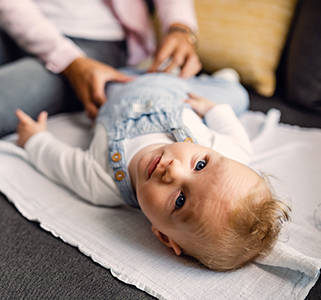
[0,31,127,137]
[97,70,249,207]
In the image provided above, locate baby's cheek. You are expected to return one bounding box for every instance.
[138,188,163,217]
[137,186,154,210]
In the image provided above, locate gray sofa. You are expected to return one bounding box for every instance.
[0,0,320,298]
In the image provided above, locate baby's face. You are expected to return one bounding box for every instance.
[132,142,259,249]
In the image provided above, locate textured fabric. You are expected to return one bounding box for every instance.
[0,194,154,300]
[0,110,320,299]
[286,0,321,110]
[195,0,297,97]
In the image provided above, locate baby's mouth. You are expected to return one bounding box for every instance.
[148,155,161,178]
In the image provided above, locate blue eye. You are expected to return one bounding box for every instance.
[195,160,206,171]
[175,192,185,210]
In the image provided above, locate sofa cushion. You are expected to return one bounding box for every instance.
[195,0,297,97]
[286,0,321,111]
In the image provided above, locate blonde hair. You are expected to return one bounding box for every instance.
[183,173,291,271]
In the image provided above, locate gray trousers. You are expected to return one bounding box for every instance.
[0,31,128,137]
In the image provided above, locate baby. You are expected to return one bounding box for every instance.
[15,69,290,271]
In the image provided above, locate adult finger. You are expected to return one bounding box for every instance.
[179,54,202,78]
[85,101,99,120]
[91,70,134,107]
[111,69,135,83]
[91,75,107,107]
[149,38,176,72]
[74,80,97,119]
[79,85,98,119]
[163,48,186,73]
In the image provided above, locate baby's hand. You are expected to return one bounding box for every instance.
[15,109,48,148]
[184,93,217,118]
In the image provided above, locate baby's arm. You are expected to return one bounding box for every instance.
[15,110,123,206]
[206,104,253,164]
[185,94,253,164]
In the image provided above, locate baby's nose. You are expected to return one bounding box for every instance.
[161,159,183,184]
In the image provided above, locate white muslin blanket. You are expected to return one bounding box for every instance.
[0,109,320,300]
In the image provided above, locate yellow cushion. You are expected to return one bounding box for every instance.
[195,0,297,97]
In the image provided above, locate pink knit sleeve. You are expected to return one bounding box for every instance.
[0,0,85,73]
[154,0,198,33]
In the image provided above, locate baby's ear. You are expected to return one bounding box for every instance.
[151,225,182,256]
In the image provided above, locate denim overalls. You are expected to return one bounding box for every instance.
[96,70,249,207]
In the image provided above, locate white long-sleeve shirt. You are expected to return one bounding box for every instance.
[33,0,126,41]
[24,104,253,207]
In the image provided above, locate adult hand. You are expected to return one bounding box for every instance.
[63,57,134,119]
[15,109,48,148]
[184,93,217,118]
[148,25,202,78]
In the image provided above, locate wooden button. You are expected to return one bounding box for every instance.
[112,152,121,162]
[115,171,125,181]
[184,137,193,143]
